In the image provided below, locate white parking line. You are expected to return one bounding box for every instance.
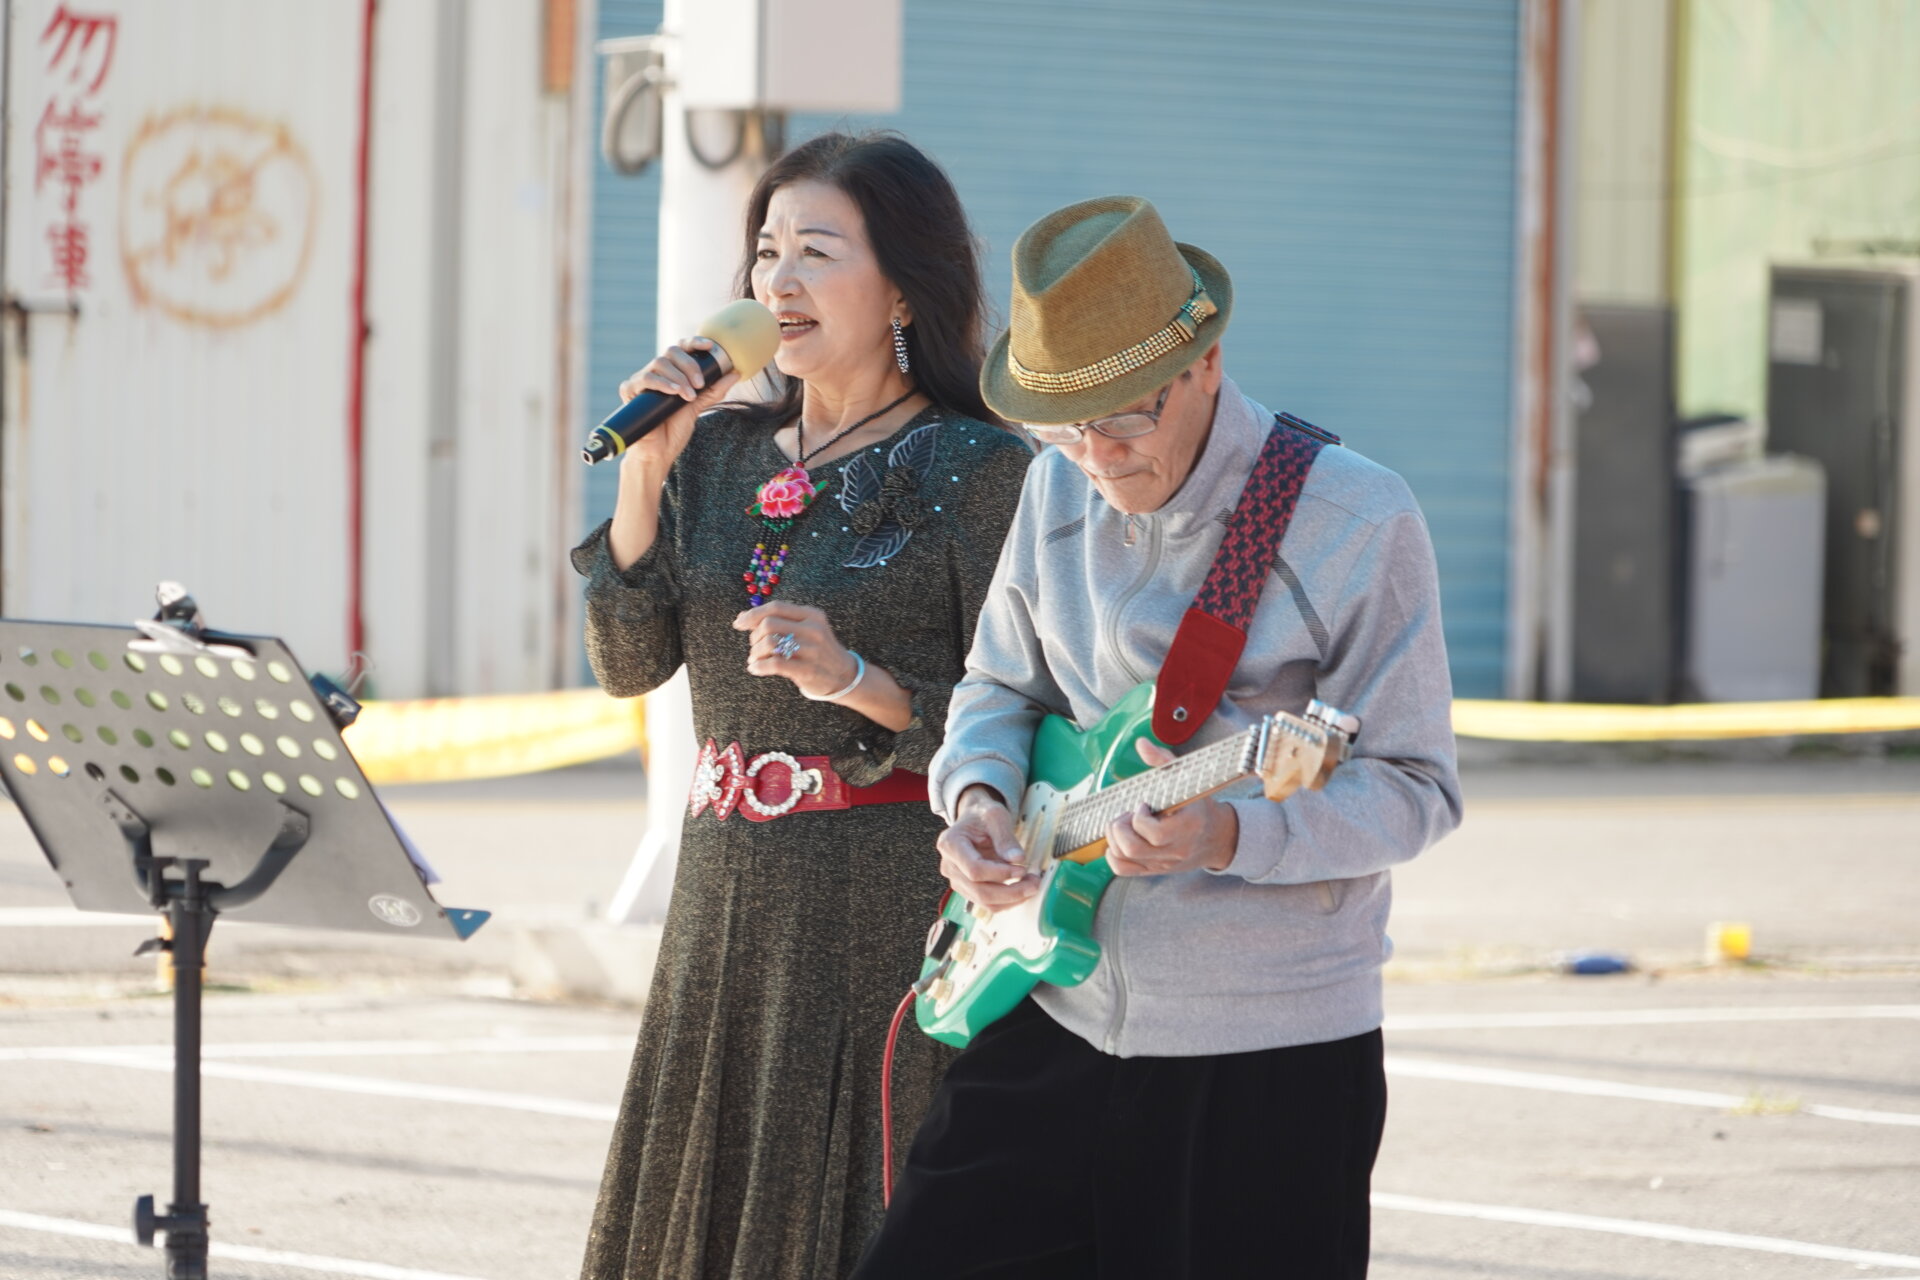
[3,1036,629,1121]
[0,1035,632,1062]
[1467,792,1920,813]
[1372,1193,1920,1269]
[0,907,153,927]
[25,1048,620,1121]
[10,1023,1915,1135]
[0,1209,491,1280]
[1387,1004,1920,1031]
[1385,1055,1920,1126]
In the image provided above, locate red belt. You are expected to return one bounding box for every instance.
[688,740,928,822]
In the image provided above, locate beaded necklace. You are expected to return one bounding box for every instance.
[742,391,915,605]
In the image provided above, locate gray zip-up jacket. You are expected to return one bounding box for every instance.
[930,376,1462,1057]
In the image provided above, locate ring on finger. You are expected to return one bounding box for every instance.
[773,633,800,660]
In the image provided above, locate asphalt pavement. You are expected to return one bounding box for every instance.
[1,753,1915,1278]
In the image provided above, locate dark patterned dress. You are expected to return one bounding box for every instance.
[573,405,1031,1280]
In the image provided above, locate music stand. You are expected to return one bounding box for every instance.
[0,609,489,1279]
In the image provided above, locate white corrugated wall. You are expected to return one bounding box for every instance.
[2,0,359,672]
[4,0,582,698]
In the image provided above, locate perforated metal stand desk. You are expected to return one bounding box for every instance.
[0,618,489,1279]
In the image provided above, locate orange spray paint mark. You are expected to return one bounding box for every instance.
[119,106,319,329]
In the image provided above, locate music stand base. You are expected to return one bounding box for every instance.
[134,1195,209,1280]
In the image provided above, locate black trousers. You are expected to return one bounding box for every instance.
[854,999,1387,1279]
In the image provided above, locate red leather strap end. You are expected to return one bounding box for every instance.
[1153,609,1247,745]
[848,768,929,807]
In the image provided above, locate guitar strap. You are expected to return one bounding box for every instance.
[1151,412,1341,745]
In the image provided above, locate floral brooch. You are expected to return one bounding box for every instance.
[747,467,819,527]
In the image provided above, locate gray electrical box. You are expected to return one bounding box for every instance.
[680,0,902,112]
[1766,263,1920,695]
[1679,456,1826,702]
[1572,304,1677,702]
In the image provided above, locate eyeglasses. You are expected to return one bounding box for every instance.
[1026,383,1172,446]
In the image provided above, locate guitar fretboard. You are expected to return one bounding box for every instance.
[1048,728,1259,857]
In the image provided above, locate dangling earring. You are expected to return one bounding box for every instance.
[892,316,911,375]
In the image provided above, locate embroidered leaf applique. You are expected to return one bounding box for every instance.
[840,447,882,513]
[840,421,942,569]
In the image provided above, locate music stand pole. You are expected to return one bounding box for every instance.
[116,792,310,1280]
[157,858,210,1279]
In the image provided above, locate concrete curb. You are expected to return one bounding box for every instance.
[509,919,663,1007]
[1455,728,1920,766]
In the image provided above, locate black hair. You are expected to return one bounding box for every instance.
[727,131,1001,429]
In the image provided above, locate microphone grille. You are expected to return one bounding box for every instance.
[698,299,781,382]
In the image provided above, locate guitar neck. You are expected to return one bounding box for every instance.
[1049,729,1258,859]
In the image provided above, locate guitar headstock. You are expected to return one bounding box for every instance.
[1256,716,1325,801]
[1258,700,1361,799]
[1302,699,1360,789]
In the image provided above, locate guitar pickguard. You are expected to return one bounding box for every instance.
[919,778,1099,1033]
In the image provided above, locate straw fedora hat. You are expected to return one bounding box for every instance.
[982,195,1233,425]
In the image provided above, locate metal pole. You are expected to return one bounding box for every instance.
[425,0,469,696]
[0,0,15,617]
[166,861,210,1280]
[1543,0,1582,702]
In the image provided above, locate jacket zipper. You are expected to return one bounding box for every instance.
[1097,514,1160,1052]
[1098,515,1159,689]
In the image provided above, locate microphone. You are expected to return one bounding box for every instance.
[582,299,782,465]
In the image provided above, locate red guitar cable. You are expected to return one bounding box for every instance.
[883,888,951,1207]
[880,987,917,1206]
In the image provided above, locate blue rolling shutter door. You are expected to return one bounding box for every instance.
[798,0,1521,696]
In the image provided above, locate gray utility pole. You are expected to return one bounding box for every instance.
[596,0,901,924]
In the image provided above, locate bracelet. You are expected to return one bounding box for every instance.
[803,651,867,702]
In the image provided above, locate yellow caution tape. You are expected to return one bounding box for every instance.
[340,688,1917,786]
[1453,697,1920,742]
[349,688,645,784]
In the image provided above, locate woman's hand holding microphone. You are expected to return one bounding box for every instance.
[604,301,778,568]
[616,336,742,479]
[607,338,735,569]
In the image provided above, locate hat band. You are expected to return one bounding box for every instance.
[1008,272,1217,396]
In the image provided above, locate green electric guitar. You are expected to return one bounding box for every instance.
[914,683,1359,1048]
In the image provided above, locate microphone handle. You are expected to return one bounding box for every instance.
[582,344,733,465]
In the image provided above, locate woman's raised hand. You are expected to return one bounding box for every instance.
[732,603,860,701]
[616,335,742,477]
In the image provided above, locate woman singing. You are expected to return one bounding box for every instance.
[573,132,1031,1280]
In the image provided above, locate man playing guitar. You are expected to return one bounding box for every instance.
[854,197,1462,1278]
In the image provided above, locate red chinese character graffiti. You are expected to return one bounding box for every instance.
[35,100,103,287]
[41,3,118,94]
[46,222,93,290]
[35,100,103,203]
[35,5,117,291]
